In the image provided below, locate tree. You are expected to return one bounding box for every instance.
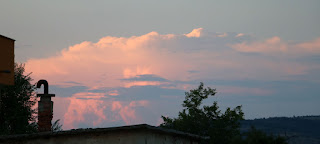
[160,82,244,144]
[242,126,287,144]
[0,63,37,135]
[160,82,288,144]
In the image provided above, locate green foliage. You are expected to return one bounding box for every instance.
[160,82,244,144]
[242,126,287,144]
[160,82,288,144]
[0,64,37,135]
[241,116,320,143]
[52,119,63,132]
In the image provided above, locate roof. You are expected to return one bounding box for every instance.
[0,34,15,41]
[0,124,209,141]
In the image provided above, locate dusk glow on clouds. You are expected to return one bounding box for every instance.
[26,28,320,129]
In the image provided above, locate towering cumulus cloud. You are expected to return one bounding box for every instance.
[26,28,320,129]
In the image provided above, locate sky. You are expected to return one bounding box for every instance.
[1,1,320,130]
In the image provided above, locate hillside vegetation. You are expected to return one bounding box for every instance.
[241,116,320,144]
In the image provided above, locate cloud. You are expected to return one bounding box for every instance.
[121,74,168,82]
[218,86,273,96]
[121,74,169,88]
[62,81,83,86]
[184,28,204,37]
[26,30,188,88]
[230,37,320,56]
[52,85,185,129]
[63,96,107,129]
[62,92,151,129]
[295,37,320,54]
[111,100,150,125]
[230,36,288,54]
[47,85,88,97]
[26,28,320,129]
[236,33,245,37]
[107,90,119,96]
[26,28,263,88]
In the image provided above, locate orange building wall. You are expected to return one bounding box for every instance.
[0,36,15,85]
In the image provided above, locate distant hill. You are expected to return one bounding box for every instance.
[241,116,320,144]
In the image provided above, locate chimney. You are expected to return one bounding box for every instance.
[37,80,55,132]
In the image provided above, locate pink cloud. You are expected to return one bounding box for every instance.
[295,37,320,54]
[72,92,107,99]
[124,81,165,88]
[25,30,192,88]
[27,28,263,88]
[111,100,150,125]
[235,33,245,37]
[230,36,320,56]
[230,36,288,54]
[24,29,320,129]
[123,67,153,79]
[184,28,204,38]
[111,101,122,111]
[52,97,71,127]
[62,91,151,129]
[107,90,119,96]
[63,96,107,129]
[129,100,149,107]
[26,29,320,85]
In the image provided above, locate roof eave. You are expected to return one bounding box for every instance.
[0,35,15,41]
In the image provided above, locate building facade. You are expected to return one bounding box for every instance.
[0,35,15,86]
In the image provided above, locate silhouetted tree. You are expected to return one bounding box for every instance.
[160,82,288,144]
[160,82,244,144]
[0,64,37,135]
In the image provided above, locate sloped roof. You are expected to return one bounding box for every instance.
[0,124,209,141]
[0,34,15,41]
